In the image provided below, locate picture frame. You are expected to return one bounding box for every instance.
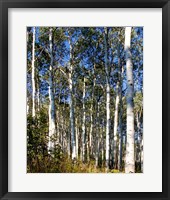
[0,0,169,199]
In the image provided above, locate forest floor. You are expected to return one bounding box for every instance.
[27,156,125,173]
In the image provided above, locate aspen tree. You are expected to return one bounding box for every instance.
[125,27,135,173]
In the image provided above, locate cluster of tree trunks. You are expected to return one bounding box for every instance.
[27,26,143,173]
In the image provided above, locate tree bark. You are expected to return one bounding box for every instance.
[27,96,29,114]
[36,75,40,113]
[68,35,76,160]
[82,77,86,162]
[75,115,79,159]
[48,27,56,153]
[104,27,110,172]
[113,42,121,169]
[118,66,124,171]
[113,82,120,168]
[125,27,135,173]
[89,64,96,157]
[95,101,100,168]
[137,112,143,172]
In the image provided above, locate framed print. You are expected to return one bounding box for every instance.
[0,0,170,199]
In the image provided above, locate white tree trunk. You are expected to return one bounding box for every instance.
[68,36,76,160]
[104,27,110,171]
[95,101,100,168]
[136,113,141,164]
[37,81,40,113]
[113,83,120,168]
[87,129,89,163]
[113,42,121,169]
[67,131,71,157]
[137,114,143,172]
[63,90,70,156]
[31,27,36,118]
[82,77,86,162]
[118,66,124,171]
[75,116,79,159]
[48,28,56,153]
[101,123,104,167]
[125,27,135,173]
[27,96,29,114]
[89,64,96,157]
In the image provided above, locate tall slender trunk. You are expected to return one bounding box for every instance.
[118,66,124,171]
[113,83,120,168]
[62,90,69,156]
[75,98,79,159]
[82,77,86,162]
[61,110,64,151]
[37,75,40,113]
[104,27,110,172]
[89,64,96,157]
[27,97,29,114]
[136,112,143,172]
[58,90,61,145]
[75,116,79,159]
[31,27,36,118]
[48,27,56,153]
[125,27,135,173]
[101,120,105,167]
[136,113,140,163]
[95,101,100,168]
[95,137,100,168]
[87,129,89,163]
[68,35,76,160]
[113,42,121,169]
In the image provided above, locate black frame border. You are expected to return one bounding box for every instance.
[0,0,169,199]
